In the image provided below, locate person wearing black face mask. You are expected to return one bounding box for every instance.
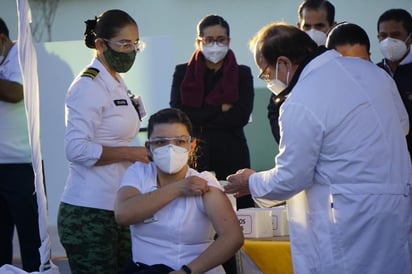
[57,9,150,274]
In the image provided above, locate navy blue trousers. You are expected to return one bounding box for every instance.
[0,163,41,272]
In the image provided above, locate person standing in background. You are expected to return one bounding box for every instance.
[376,8,412,158]
[170,14,254,210]
[170,14,254,274]
[268,0,336,143]
[297,0,336,46]
[325,21,409,136]
[326,22,371,60]
[0,17,41,272]
[57,9,149,274]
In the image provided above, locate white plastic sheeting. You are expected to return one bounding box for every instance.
[0,0,59,273]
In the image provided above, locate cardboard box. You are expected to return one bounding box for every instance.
[236,208,273,238]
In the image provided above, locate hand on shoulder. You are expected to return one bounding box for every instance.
[178,175,209,196]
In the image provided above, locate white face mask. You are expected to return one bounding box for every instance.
[201,44,229,64]
[152,144,189,174]
[379,36,410,62]
[267,61,289,95]
[305,29,327,46]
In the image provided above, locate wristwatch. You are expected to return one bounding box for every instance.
[181,265,192,274]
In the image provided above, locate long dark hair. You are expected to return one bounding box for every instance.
[83,9,137,49]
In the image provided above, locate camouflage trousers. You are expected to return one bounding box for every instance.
[57,202,131,274]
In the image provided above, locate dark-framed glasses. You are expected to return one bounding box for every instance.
[148,136,192,149]
[197,36,229,47]
[258,64,271,82]
[103,39,145,52]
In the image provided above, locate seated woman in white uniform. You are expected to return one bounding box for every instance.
[115,108,244,274]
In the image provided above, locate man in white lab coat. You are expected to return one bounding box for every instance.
[225,22,412,274]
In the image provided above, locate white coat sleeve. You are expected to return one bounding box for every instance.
[64,80,103,166]
[249,102,323,201]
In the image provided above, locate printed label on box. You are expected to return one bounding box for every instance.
[238,214,252,234]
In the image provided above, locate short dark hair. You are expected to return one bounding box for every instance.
[326,22,370,52]
[249,22,318,66]
[197,14,230,37]
[377,9,412,34]
[0,18,10,38]
[84,9,137,49]
[147,108,193,139]
[298,0,335,26]
[147,108,197,167]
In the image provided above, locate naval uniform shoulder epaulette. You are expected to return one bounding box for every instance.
[81,67,99,79]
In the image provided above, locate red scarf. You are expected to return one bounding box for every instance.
[180,49,239,108]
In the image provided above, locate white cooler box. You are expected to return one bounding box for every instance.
[236,207,289,238]
[236,208,273,238]
[270,206,289,236]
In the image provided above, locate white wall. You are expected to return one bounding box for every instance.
[2,0,412,226]
[4,0,411,75]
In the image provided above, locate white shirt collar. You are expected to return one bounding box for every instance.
[399,47,412,65]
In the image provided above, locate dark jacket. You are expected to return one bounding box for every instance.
[170,62,255,208]
[377,60,412,157]
[170,64,254,134]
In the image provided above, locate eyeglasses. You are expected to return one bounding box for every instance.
[103,39,145,52]
[197,36,229,47]
[258,64,271,82]
[148,136,192,149]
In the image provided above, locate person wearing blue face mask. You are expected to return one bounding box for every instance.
[376,8,412,158]
[115,108,243,274]
[57,9,150,274]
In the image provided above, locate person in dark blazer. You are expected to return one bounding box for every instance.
[170,14,254,274]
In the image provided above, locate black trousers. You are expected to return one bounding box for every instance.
[0,163,41,272]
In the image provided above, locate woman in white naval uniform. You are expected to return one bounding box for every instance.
[57,10,149,274]
[225,23,412,274]
[115,108,243,274]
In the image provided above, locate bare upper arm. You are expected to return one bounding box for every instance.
[115,186,140,212]
[116,185,140,200]
[202,186,242,236]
